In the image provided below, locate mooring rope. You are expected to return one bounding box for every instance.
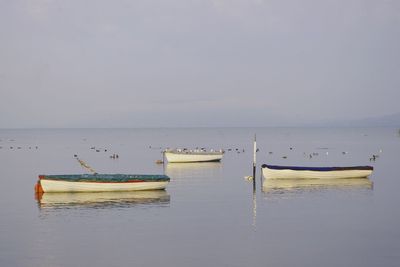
[74,155,97,174]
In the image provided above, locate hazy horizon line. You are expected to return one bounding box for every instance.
[1,125,399,130]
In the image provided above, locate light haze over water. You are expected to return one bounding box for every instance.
[0,127,399,267]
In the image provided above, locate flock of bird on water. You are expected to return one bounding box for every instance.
[0,138,384,163]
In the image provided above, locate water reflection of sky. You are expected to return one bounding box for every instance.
[1,128,399,267]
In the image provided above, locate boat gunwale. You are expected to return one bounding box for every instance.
[39,174,170,183]
[40,179,157,184]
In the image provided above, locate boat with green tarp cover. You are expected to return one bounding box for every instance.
[36,174,170,193]
[35,156,170,193]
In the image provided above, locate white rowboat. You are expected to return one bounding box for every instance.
[35,174,170,193]
[39,179,169,192]
[262,164,373,179]
[164,149,224,163]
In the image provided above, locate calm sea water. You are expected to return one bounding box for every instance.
[0,127,399,267]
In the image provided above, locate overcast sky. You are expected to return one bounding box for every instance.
[1,0,399,128]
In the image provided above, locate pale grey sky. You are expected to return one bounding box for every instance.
[1,0,399,128]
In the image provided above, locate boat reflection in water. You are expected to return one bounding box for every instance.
[263,178,373,195]
[165,162,222,180]
[35,190,170,210]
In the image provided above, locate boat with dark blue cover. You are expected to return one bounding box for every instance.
[262,164,373,179]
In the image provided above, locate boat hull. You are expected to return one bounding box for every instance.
[39,179,169,192]
[36,174,170,192]
[262,164,373,179]
[164,151,223,163]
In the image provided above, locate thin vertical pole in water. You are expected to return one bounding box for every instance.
[162,150,166,174]
[253,134,256,192]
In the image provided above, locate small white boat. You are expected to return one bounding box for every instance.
[164,149,224,163]
[262,164,373,179]
[35,174,170,193]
